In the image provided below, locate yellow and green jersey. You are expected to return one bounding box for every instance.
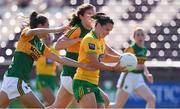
[35,47,59,76]
[74,30,105,85]
[124,43,147,73]
[5,28,51,82]
[62,23,91,77]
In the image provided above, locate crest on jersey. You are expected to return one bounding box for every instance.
[88,43,95,50]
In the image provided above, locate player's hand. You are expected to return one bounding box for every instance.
[145,73,154,83]
[114,61,128,73]
[58,25,70,33]
[62,25,70,31]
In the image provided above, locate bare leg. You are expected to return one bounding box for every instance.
[0,91,10,108]
[97,103,105,108]
[108,88,129,108]
[79,92,97,108]
[66,97,78,108]
[18,92,44,108]
[135,85,156,108]
[40,87,55,106]
[99,88,110,107]
[51,86,73,108]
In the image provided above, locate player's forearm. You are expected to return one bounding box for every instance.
[105,44,120,56]
[58,56,83,68]
[26,27,65,36]
[90,61,114,71]
[55,38,80,50]
[47,52,80,68]
[101,54,119,63]
[144,66,150,75]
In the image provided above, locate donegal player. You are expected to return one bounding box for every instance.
[73,13,127,108]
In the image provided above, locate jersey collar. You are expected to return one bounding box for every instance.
[91,30,98,39]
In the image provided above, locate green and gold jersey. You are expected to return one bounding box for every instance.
[5,28,51,82]
[62,23,91,77]
[124,43,147,73]
[74,30,105,85]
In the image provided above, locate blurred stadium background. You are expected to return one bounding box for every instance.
[0,0,180,108]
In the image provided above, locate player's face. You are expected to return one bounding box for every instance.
[134,30,145,45]
[80,8,95,28]
[99,23,113,38]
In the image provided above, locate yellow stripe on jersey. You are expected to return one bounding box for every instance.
[74,31,105,85]
[64,25,81,53]
[78,87,84,97]
[137,57,146,64]
[65,25,79,38]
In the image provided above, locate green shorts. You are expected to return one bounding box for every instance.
[73,79,104,104]
[36,74,56,91]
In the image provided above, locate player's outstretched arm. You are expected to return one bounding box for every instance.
[47,52,95,71]
[87,53,127,72]
[100,53,120,63]
[55,35,81,50]
[25,26,69,37]
[105,44,120,56]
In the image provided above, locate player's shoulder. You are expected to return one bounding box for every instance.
[83,33,95,42]
[124,45,135,53]
[125,47,134,51]
[65,24,81,37]
[71,24,80,30]
[70,24,81,32]
[20,27,29,35]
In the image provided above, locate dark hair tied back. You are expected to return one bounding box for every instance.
[30,11,48,29]
[92,12,114,26]
[91,12,106,19]
[30,11,38,21]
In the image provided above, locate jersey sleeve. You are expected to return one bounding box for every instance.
[82,37,97,54]
[64,26,81,39]
[124,47,134,53]
[20,28,34,41]
[21,28,28,36]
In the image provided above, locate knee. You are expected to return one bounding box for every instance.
[0,92,9,107]
[146,94,156,103]
[0,99,9,108]
[103,94,110,107]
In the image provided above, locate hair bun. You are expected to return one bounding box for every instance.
[30,11,38,20]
